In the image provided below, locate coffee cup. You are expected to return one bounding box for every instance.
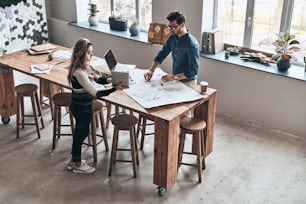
[200,81,208,93]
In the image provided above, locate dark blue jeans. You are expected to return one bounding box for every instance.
[70,101,92,163]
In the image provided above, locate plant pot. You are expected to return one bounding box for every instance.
[129,24,139,36]
[109,17,127,31]
[276,56,291,72]
[88,15,98,26]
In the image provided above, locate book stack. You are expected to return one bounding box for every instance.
[28,43,56,55]
[202,29,224,54]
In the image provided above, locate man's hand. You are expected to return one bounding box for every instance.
[161,74,175,82]
[161,73,187,82]
[144,70,154,81]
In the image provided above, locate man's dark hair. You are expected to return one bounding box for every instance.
[166,11,185,24]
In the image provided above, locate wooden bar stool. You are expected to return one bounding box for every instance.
[136,114,154,150]
[109,113,139,178]
[105,102,133,129]
[15,83,44,139]
[178,117,206,183]
[39,79,63,120]
[83,100,109,163]
[52,92,74,150]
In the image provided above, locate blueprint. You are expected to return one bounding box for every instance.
[124,68,203,108]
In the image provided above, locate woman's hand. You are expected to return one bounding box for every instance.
[106,77,112,83]
[115,83,125,90]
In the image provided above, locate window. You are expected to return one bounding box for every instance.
[216,0,306,65]
[96,0,152,31]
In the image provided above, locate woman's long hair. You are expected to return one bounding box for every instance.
[67,38,92,82]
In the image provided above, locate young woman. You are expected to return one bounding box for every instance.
[67,38,122,174]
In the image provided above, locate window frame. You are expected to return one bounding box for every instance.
[214,0,295,49]
[101,0,150,31]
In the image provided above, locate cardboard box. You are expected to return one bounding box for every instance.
[148,23,171,45]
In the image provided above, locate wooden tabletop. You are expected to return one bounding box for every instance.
[0,45,71,89]
[103,87,216,122]
[0,44,217,122]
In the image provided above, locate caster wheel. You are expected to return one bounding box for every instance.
[157,186,166,197]
[1,117,10,124]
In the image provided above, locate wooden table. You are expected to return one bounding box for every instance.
[0,45,70,123]
[0,44,217,196]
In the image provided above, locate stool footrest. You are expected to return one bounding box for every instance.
[115,159,134,163]
[181,162,198,167]
[116,148,133,151]
[55,133,72,136]
[19,122,41,126]
[183,151,197,155]
[83,134,107,147]
[58,124,72,127]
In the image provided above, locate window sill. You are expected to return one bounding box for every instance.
[201,51,306,82]
[69,21,151,45]
[69,21,306,82]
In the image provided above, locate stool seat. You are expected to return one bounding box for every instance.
[15,83,44,138]
[105,103,134,129]
[52,92,71,106]
[112,114,138,130]
[180,117,206,132]
[40,80,63,120]
[15,84,38,96]
[178,117,206,183]
[92,99,103,111]
[109,113,139,178]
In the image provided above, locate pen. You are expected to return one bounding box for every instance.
[55,59,69,65]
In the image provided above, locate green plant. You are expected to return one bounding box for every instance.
[272,32,301,61]
[88,3,99,16]
[131,18,138,25]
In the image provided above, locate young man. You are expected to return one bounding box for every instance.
[144,11,200,85]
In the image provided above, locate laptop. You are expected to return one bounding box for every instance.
[104,49,130,87]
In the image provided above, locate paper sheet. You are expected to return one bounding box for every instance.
[124,68,203,108]
[52,50,72,59]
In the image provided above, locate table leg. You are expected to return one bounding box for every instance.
[153,116,180,193]
[0,67,16,124]
[194,91,217,156]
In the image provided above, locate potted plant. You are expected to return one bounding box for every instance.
[272,32,300,71]
[88,3,99,26]
[129,19,139,36]
[109,15,127,31]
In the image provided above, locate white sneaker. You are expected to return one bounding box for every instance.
[73,160,95,174]
[66,159,86,171]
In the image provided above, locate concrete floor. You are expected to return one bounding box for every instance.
[0,72,306,204]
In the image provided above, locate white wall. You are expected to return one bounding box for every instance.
[45,0,306,138]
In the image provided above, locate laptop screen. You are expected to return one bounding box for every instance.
[104,49,117,70]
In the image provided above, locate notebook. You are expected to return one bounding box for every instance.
[104,49,131,87]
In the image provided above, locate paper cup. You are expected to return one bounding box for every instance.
[200,81,208,93]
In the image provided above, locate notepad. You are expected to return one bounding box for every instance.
[31,64,51,71]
